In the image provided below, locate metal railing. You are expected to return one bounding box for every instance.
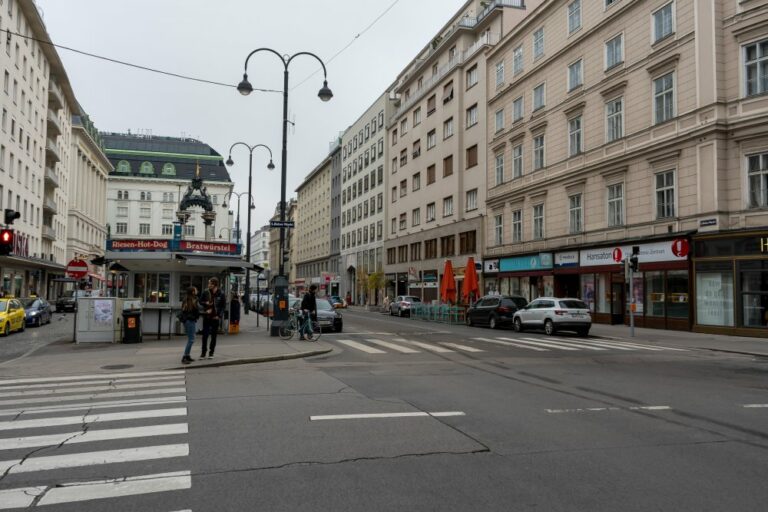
[44,166,59,188]
[409,303,467,324]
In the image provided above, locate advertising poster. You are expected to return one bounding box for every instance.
[94,300,114,325]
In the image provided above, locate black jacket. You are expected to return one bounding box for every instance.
[200,288,226,319]
[301,291,317,313]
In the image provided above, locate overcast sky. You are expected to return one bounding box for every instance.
[36,0,467,233]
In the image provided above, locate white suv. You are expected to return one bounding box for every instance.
[513,297,591,336]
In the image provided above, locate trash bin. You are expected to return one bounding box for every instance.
[122,310,142,343]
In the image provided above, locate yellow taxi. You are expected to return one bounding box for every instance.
[0,298,25,336]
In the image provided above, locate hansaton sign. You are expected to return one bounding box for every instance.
[179,241,238,254]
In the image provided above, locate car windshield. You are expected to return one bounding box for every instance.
[0,302,6,312]
[404,296,421,302]
[20,299,36,307]
[60,290,74,298]
[559,299,589,309]
[316,299,333,311]
[509,297,528,308]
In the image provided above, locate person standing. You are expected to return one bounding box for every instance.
[229,292,241,334]
[199,277,226,359]
[180,287,200,364]
[300,284,318,341]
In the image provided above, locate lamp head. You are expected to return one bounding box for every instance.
[222,201,228,208]
[318,80,333,102]
[226,156,234,166]
[267,160,275,170]
[237,74,253,96]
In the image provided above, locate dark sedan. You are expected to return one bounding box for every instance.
[465,295,528,329]
[21,298,52,326]
[289,297,343,333]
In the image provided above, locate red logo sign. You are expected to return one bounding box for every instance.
[179,241,237,253]
[66,259,89,279]
[612,248,623,263]
[111,240,170,251]
[671,239,689,258]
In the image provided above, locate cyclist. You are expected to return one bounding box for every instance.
[299,284,318,341]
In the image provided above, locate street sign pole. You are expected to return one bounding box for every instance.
[629,265,635,338]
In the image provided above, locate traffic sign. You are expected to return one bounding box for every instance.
[269,220,295,228]
[66,259,89,279]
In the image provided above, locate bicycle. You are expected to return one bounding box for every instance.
[278,309,321,341]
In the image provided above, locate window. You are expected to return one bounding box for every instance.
[533,28,545,59]
[513,45,524,75]
[655,170,675,219]
[747,153,768,208]
[413,107,421,126]
[495,152,504,185]
[607,183,624,226]
[443,155,454,177]
[161,163,176,176]
[466,145,478,168]
[513,96,524,122]
[533,204,545,239]
[412,140,421,159]
[391,129,397,146]
[494,214,503,245]
[116,160,130,173]
[512,144,523,178]
[533,83,545,110]
[391,186,397,202]
[512,210,522,242]
[139,223,151,235]
[427,129,436,149]
[162,224,173,235]
[410,242,421,261]
[412,172,421,191]
[533,135,545,170]
[466,189,478,211]
[426,202,436,222]
[400,179,407,197]
[140,207,151,218]
[569,194,583,233]
[387,248,396,265]
[466,65,478,88]
[568,116,583,156]
[654,72,675,124]
[412,208,421,226]
[466,104,478,128]
[606,97,623,142]
[745,39,768,97]
[425,239,437,259]
[568,59,583,90]
[440,235,455,257]
[495,109,504,133]
[442,81,454,103]
[391,217,397,234]
[605,34,623,69]
[443,196,453,217]
[443,117,454,139]
[459,230,476,254]
[495,60,505,87]
[605,0,620,7]
[427,164,436,184]
[427,94,436,114]
[139,161,154,174]
[400,118,408,134]
[117,206,128,217]
[400,148,407,166]
[116,222,127,234]
[117,190,129,200]
[568,0,581,33]
[653,2,674,43]
[140,191,152,201]
[399,213,407,230]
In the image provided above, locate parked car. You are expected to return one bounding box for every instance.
[289,297,343,333]
[0,298,26,336]
[465,295,528,329]
[249,292,270,312]
[55,290,88,312]
[389,295,422,317]
[329,295,347,309]
[260,294,298,317]
[21,298,52,327]
[513,297,592,336]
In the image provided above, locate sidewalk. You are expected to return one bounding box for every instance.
[0,312,332,379]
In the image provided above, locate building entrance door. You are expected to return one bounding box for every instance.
[611,282,625,324]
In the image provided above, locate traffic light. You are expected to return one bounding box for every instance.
[0,228,13,256]
[3,209,20,225]
[629,246,640,272]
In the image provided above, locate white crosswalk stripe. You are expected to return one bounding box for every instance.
[472,337,550,351]
[0,371,193,510]
[440,342,484,353]
[336,339,386,354]
[392,338,454,353]
[516,337,605,351]
[365,339,420,353]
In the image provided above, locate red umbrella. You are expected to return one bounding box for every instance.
[462,257,480,304]
[440,260,456,304]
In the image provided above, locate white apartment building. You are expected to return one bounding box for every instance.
[340,94,389,305]
[295,152,332,296]
[250,225,270,274]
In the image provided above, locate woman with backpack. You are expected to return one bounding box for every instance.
[179,286,201,364]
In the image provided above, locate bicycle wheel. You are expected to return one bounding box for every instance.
[306,320,321,341]
[278,319,296,340]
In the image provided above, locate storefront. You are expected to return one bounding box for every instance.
[1,232,65,299]
[489,253,554,302]
[692,230,768,337]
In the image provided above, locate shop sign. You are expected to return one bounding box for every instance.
[408,267,419,282]
[580,240,689,267]
[179,241,237,253]
[484,259,499,273]
[554,251,579,268]
[761,237,768,253]
[422,270,437,282]
[499,253,553,272]
[12,232,29,257]
[109,239,170,251]
[700,218,717,227]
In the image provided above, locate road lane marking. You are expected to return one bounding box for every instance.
[365,339,420,353]
[547,337,636,351]
[0,380,185,398]
[516,337,606,351]
[310,411,465,421]
[0,423,189,450]
[392,339,453,353]
[440,343,484,353]
[0,407,187,431]
[743,404,768,408]
[0,374,183,392]
[335,340,386,354]
[498,337,581,351]
[0,370,185,386]
[472,337,549,351]
[0,396,187,418]
[546,405,672,414]
[0,387,187,407]
[0,486,47,509]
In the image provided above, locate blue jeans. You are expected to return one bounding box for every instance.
[183,320,197,356]
[299,311,314,338]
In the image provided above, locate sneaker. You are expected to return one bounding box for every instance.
[181,356,194,364]
[207,354,214,359]
[200,353,207,359]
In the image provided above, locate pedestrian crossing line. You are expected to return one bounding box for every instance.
[0,379,186,398]
[0,387,188,408]
[0,443,189,475]
[590,339,688,352]
[0,470,192,509]
[0,374,184,392]
[0,423,189,451]
[0,407,187,432]
[440,343,484,353]
[365,339,420,354]
[496,337,581,351]
[516,337,606,351]
[0,396,187,418]
[472,337,550,351]
[0,370,185,386]
[546,337,638,351]
[336,339,386,354]
[392,339,453,353]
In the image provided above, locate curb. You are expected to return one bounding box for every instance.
[165,348,333,370]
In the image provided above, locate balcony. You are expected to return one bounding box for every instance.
[43,197,57,214]
[45,138,60,164]
[46,109,62,137]
[44,166,59,189]
[48,79,64,111]
[458,0,524,29]
[41,225,56,241]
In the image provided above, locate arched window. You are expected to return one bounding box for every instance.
[161,163,176,176]
[139,161,154,174]
[116,160,131,173]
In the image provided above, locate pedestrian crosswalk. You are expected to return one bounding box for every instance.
[327,333,686,356]
[0,370,192,510]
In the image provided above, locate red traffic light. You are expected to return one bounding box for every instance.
[0,228,13,256]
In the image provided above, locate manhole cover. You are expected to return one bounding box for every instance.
[101,364,134,370]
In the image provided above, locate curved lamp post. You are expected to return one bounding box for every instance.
[236,48,332,332]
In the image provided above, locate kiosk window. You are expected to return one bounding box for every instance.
[134,272,171,303]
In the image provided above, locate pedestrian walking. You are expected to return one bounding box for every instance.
[179,286,200,364]
[229,292,241,334]
[300,284,318,341]
[199,277,226,359]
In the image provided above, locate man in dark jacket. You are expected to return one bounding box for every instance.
[299,284,317,341]
[199,277,226,358]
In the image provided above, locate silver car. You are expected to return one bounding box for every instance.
[513,297,591,336]
[389,295,421,317]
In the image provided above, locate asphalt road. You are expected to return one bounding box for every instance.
[1,308,766,511]
[0,311,73,365]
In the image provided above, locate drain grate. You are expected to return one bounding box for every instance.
[100,364,134,370]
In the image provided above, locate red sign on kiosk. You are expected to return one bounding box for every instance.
[66,259,89,279]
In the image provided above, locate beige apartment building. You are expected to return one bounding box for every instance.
[484,0,768,336]
[384,0,541,302]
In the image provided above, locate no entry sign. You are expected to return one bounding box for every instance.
[66,259,88,279]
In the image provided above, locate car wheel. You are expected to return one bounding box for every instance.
[1,323,8,336]
[489,315,498,330]
[544,319,555,336]
[389,306,394,316]
[36,317,41,327]
[465,314,473,326]
[513,317,524,333]
[335,325,343,333]
[19,321,25,332]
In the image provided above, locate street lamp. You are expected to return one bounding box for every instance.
[225,143,274,315]
[236,48,332,333]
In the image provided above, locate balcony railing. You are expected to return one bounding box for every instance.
[43,197,57,214]
[41,225,56,241]
[458,0,525,28]
[46,109,62,137]
[45,138,60,163]
[48,79,64,111]
[44,166,59,189]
